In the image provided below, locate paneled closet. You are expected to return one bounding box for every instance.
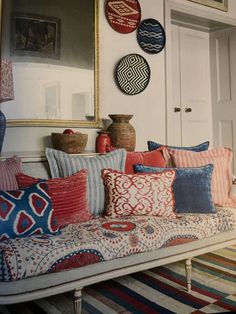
[170,23,212,146]
[165,3,236,172]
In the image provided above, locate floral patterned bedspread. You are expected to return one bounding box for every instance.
[0,208,235,282]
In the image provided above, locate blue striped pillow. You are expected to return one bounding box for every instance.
[45,148,126,216]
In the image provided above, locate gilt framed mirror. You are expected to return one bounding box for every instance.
[0,0,99,128]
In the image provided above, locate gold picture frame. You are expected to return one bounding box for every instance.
[0,0,100,128]
[11,13,61,59]
[188,0,228,12]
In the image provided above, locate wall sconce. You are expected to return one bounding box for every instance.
[0,59,14,152]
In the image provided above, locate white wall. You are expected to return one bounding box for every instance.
[99,0,166,151]
[2,0,236,154]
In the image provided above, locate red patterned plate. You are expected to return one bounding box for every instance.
[106,0,141,34]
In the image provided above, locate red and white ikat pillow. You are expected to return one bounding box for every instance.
[102,169,176,218]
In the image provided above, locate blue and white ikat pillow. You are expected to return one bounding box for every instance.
[0,182,59,240]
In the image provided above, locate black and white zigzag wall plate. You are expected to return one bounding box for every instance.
[115,54,150,95]
[137,18,166,54]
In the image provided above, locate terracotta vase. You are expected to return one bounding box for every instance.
[107,114,136,152]
[96,131,111,154]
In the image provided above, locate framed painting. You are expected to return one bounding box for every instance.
[188,0,228,11]
[11,13,61,59]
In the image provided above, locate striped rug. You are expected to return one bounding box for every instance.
[1,245,235,314]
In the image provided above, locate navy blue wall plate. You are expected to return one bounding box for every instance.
[137,18,166,54]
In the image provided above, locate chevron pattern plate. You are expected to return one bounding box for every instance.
[137,18,166,54]
[115,54,150,95]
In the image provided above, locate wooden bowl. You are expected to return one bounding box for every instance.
[51,133,88,154]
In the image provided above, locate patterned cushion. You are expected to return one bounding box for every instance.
[147,141,210,152]
[0,156,22,191]
[102,169,176,218]
[0,182,59,240]
[148,142,210,167]
[170,147,236,207]
[134,164,216,214]
[16,170,91,227]
[45,148,127,215]
[0,209,235,281]
[125,149,166,174]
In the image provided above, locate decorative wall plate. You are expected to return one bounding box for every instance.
[106,0,141,34]
[115,54,150,95]
[137,18,166,54]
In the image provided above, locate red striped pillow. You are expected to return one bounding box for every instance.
[170,147,236,207]
[16,170,91,227]
[0,156,22,191]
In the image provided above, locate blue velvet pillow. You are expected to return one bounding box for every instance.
[134,164,216,214]
[0,182,59,240]
[147,141,209,152]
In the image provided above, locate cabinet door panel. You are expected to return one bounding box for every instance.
[170,25,212,147]
[210,27,236,173]
[179,27,212,146]
[171,24,182,146]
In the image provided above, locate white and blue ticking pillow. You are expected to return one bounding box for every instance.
[0,182,59,240]
[45,148,127,216]
[134,164,216,214]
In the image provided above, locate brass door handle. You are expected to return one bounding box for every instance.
[174,107,181,112]
[185,108,192,112]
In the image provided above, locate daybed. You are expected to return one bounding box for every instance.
[0,146,236,314]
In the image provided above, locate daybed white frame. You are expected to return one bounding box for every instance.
[1,230,235,314]
[0,155,235,314]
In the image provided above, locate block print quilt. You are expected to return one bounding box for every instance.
[0,208,235,282]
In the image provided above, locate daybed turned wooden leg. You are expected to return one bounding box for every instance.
[185,258,192,292]
[74,289,82,314]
